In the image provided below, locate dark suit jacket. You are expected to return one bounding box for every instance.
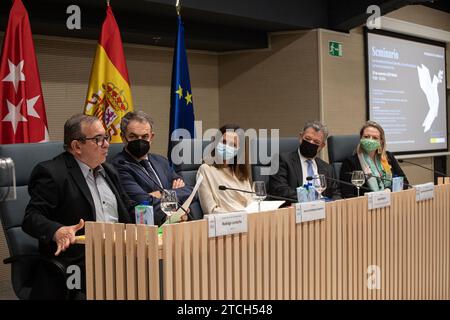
[22,152,135,262]
[268,150,342,203]
[339,151,410,198]
[112,149,198,226]
[22,152,135,299]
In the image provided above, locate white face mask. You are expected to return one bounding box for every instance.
[216,142,238,161]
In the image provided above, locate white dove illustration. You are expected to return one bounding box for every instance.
[417,64,444,133]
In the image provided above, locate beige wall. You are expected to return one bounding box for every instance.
[218,31,320,136]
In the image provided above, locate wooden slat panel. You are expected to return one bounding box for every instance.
[320,205,326,300]
[362,197,368,300]
[325,201,332,300]
[94,223,105,300]
[283,211,290,299]
[233,232,240,300]
[114,224,126,300]
[274,214,283,300]
[200,220,209,300]
[269,215,280,300]
[174,224,183,300]
[295,210,302,300]
[85,222,95,300]
[400,192,406,299]
[347,200,354,300]
[125,224,137,300]
[247,213,255,300]
[262,212,270,300]
[240,229,248,300]
[225,235,233,300]
[314,214,320,300]
[208,227,217,300]
[183,223,192,299]
[308,220,314,300]
[331,201,337,300]
[289,208,297,300]
[104,223,115,300]
[162,225,174,300]
[302,214,309,299]
[386,194,393,300]
[136,225,148,300]
[136,224,149,300]
[192,222,201,300]
[406,191,411,300]
[148,226,159,300]
[255,215,263,300]
[216,236,225,300]
[357,198,364,300]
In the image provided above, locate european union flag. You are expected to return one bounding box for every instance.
[168,15,195,159]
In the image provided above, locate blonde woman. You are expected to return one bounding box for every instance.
[340,121,409,198]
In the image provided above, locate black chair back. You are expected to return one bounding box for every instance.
[250,137,299,188]
[327,135,360,179]
[0,142,64,299]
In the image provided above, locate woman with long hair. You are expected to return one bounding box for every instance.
[340,121,409,198]
[197,124,252,214]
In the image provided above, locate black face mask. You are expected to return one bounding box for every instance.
[299,139,319,159]
[126,139,150,158]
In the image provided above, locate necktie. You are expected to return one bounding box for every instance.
[140,160,162,189]
[306,159,315,179]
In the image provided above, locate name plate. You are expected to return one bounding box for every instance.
[295,201,326,223]
[366,190,391,210]
[414,182,434,201]
[207,211,248,237]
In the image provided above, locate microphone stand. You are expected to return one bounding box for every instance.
[399,159,447,177]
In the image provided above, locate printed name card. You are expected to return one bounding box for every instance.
[366,190,391,210]
[207,211,248,237]
[414,182,434,201]
[295,200,326,223]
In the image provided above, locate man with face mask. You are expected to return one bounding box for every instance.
[268,121,341,204]
[112,111,198,226]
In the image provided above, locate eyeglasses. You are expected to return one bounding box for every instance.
[77,134,111,147]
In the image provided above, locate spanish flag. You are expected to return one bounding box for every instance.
[84,3,133,143]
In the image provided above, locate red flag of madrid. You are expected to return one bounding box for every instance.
[0,0,49,144]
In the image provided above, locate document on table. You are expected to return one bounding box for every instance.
[163,174,204,224]
[244,200,285,213]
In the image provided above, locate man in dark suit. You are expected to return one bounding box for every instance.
[269,121,341,203]
[112,111,200,226]
[22,114,135,299]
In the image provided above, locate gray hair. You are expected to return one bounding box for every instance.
[64,114,99,151]
[120,111,155,135]
[301,120,329,141]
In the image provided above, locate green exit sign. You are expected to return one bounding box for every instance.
[329,41,343,57]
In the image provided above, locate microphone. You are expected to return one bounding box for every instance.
[307,175,371,191]
[218,185,298,203]
[118,159,191,219]
[398,159,447,177]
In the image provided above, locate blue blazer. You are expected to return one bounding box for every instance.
[112,149,195,226]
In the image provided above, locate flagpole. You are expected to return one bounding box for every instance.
[176,0,181,15]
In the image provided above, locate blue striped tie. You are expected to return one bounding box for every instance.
[306,159,315,179]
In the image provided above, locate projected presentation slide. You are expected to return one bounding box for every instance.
[367,31,447,154]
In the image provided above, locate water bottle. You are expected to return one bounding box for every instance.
[307,182,317,201]
[297,184,309,203]
[134,201,154,225]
